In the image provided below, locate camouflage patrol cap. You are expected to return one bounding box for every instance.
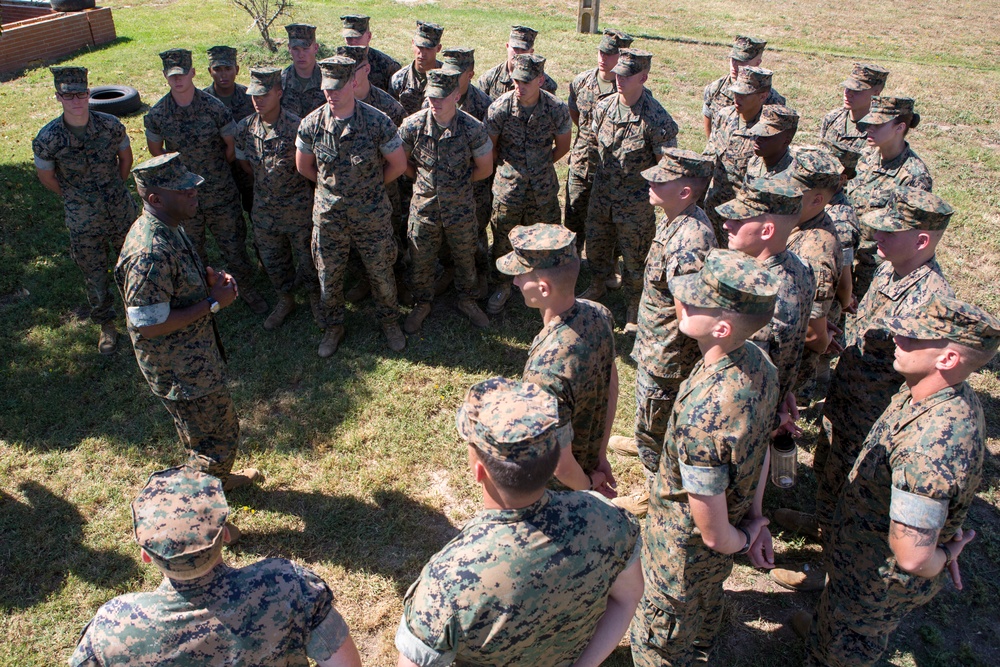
[414,20,444,48]
[886,294,1000,354]
[336,44,369,66]
[457,377,572,464]
[841,63,889,91]
[131,466,228,581]
[641,148,714,183]
[821,137,864,174]
[668,248,779,316]
[861,186,953,232]
[425,69,460,98]
[612,48,653,77]
[285,23,317,48]
[51,66,88,94]
[206,45,237,68]
[497,223,578,275]
[730,35,767,62]
[441,47,475,74]
[132,153,204,191]
[598,29,633,55]
[857,96,915,126]
[729,66,772,95]
[318,56,357,90]
[508,25,538,50]
[246,67,282,96]
[788,145,842,191]
[159,49,193,77]
[510,53,546,82]
[717,176,803,220]
[340,14,370,38]
[742,104,799,137]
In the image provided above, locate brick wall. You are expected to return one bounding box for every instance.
[1,3,53,23]
[0,6,118,75]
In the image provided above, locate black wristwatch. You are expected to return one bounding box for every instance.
[939,542,955,567]
[207,297,221,314]
[736,526,752,555]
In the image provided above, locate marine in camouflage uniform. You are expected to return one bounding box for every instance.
[564,30,631,248]
[628,150,717,476]
[742,104,798,184]
[70,466,358,667]
[823,138,865,275]
[816,188,954,551]
[478,25,559,100]
[340,14,401,92]
[785,147,845,391]
[802,294,998,667]
[295,57,407,354]
[818,63,890,153]
[115,154,245,486]
[280,24,327,119]
[33,66,137,352]
[631,249,781,667]
[583,49,678,329]
[399,69,492,332]
[396,377,641,667]
[846,96,932,300]
[144,49,263,313]
[703,66,774,246]
[389,21,444,116]
[202,46,256,216]
[719,180,815,405]
[483,54,572,313]
[702,36,786,131]
[234,68,318,331]
[497,225,617,492]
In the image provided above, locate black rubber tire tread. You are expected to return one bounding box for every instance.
[88,85,142,116]
[50,0,96,11]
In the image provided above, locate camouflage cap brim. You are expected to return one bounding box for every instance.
[743,122,785,137]
[860,208,908,232]
[856,110,897,126]
[728,81,761,95]
[424,85,453,98]
[716,196,767,221]
[668,265,776,316]
[414,36,438,48]
[509,37,532,49]
[496,250,534,276]
[163,65,189,77]
[669,272,723,311]
[841,77,872,91]
[884,295,1000,352]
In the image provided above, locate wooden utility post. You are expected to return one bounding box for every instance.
[577,0,599,33]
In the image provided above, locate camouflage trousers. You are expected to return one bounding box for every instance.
[814,415,870,552]
[805,546,942,666]
[252,203,317,295]
[489,190,561,284]
[586,198,655,304]
[473,178,493,275]
[65,197,137,325]
[408,209,479,304]
[232,162,254,215]
[312,206,399,328]
[182,192,255,289]
[632,506,733,667]
[563,168,592,249]
[160,388,239,486]
[634,368,685,476]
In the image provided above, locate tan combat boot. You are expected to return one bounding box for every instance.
[241,287,269,315]
[613,491,649,518]
[318,326,346,358]
[263,293,295,331]
[624,297,640,334]
[486,283,512,315]
[223,468,264,492]
[770,562,827,591]
[457,297,489,328]
[774,508,821,540]
[404,303,432,334]
[578,282,607,302]
[605,258,623,290]
[383,321,406,352]
[98,322,118,355]
[609,435,639,457]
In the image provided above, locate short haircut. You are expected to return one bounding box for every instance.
[534,255,581,292]
[675,176,710,202]
[729,308,774,339]
[952,342,997,374]
[471,442,561,495]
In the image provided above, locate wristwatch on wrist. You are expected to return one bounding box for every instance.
[736,526,752,555]
[939,542,955,567]
[207,297,221,314]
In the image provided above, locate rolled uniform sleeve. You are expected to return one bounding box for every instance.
[469,121,492,159]
[67,621,100,667]
[301,566,351,662]
[373,112,403,155]
[676,424,730,496]
[295,115,317,154]
[32,125,59,170]
[553,101,573,136]
[143,111,163,144]
[889,450,957,531]
[121,253,175,328]
[395,614,454,667]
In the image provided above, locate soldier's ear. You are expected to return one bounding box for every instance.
[936,346,962,372]
[712,318,733,339]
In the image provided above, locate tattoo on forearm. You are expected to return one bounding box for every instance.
[891,521,937,548]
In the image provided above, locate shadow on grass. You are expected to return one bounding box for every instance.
[229,487,457,596]
[0,36,134,83]
[0,481,137,611]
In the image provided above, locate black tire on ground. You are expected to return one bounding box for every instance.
[50,0,96,11]
[88,85,142,116]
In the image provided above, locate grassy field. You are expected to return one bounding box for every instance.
[2,0,999,664]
